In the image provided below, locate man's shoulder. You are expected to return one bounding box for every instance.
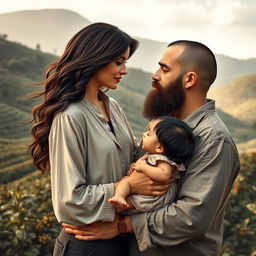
[195,112,234,145]
[191,111,239,166]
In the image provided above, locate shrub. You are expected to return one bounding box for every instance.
[0,173,60,255]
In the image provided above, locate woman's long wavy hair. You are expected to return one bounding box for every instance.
[28,22,139,173]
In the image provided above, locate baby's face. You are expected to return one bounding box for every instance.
[142,119,161,154]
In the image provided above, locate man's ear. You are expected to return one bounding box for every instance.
[184,72,197,89]
[155,144,164,153]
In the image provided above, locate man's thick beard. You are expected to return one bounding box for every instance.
[143,75,185,120]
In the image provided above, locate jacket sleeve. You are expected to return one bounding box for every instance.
[49,113,115,226]
[131,138,240,251]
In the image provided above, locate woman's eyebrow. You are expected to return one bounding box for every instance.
[119,55,129,60]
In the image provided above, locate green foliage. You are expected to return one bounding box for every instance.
[0,137,36,184]
[0,153,255,255]
[222,152,256,256]
[0,172,60,256]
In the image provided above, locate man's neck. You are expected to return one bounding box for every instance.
[175,96,207,120]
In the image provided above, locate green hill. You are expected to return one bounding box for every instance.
[216,109,256,144]
[0,137,35,184]
[209,74,256,123]
[0,103,31,139]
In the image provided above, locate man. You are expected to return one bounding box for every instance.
[63,40,240,256]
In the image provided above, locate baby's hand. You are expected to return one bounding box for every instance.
[129,163,136,170]
[133,155,148,172]
[128,168,135,176]
[128,163,136,175]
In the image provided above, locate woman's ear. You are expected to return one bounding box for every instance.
[184,72,197,89]
[155,144,164,153]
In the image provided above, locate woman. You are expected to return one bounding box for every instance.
[28,22,138,255]
[28,23,169,256]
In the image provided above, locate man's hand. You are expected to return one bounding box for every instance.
[62,215,119,240]
[128,170,172,195]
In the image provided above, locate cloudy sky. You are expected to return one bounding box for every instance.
[1,0,255,59]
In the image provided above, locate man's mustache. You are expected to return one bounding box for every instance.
[152,80,160,89]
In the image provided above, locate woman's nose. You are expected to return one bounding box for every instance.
[120,64,128,75]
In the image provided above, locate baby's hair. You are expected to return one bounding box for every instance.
[154,116,195,164]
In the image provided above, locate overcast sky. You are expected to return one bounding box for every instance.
[1,0,255,59]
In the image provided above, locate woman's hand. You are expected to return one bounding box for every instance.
[128,170,173,196]
[62,215,119,240]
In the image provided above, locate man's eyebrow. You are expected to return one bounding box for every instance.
[159,62,170,69]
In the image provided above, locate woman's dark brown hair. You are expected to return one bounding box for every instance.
[28,22,139,173]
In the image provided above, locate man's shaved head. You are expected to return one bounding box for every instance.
[168,40,217,92]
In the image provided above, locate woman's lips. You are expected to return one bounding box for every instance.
[114,77,121,83]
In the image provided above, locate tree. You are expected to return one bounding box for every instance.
[36,43,41,51]
[0,34,8,40]
[222,152,256,255]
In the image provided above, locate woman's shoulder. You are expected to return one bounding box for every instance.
[108,96,123,113]
[55,101,86,124]
[108,96,119,106]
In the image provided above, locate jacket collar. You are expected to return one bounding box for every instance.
[184,99,216,130]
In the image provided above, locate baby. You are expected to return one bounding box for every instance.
[109,116,195,213]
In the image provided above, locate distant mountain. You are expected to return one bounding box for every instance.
[0,9,91,54]
[128,38,166,73]
[0,9,255,87]
[215,55,256,88]
[208,74,256,124]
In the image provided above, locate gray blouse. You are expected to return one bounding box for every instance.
[49,91,136,225]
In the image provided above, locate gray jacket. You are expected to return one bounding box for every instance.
[130,100,240,256]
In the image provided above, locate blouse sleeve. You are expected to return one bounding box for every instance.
[49,113,115,225]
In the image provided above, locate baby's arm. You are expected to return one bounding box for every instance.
[133,157,174,183]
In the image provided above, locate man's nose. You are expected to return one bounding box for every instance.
[152,70,160,80]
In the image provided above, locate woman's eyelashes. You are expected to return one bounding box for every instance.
[115,60,127,66]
